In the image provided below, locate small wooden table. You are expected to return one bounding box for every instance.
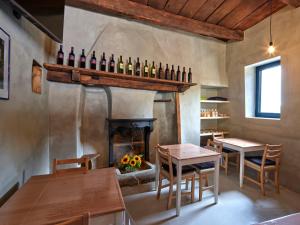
[215,138,265,188]
[155,143,221,216]
[0,168,126,225]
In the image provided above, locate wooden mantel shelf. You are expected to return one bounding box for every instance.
[44,63,197,93]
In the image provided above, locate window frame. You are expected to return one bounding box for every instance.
[255,60,281,118]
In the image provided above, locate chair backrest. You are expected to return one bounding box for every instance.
[56,213,90,225]
[52,157,89,175]
[156,145,173,179]
[206,139,223,154]
[262,144,282,167]
[212,132,225,140]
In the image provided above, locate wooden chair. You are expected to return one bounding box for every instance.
[56,212,90,225]
[156,145,196,209]
[213,132,240,175]
[192,139,222,201]
[52,157,89,175]
[244,144,282,195]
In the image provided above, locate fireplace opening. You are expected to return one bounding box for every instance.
[107,118,156,171]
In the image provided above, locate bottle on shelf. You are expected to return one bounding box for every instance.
[170,65,175,80]
[57,45,64,65]
[79,49,86,68]
[182,67,186,82]
[144,60,149,77]
[109,54,115,73]
[188,68,192,83]
[118,55,124,74]
[100,52,106,71]
[90,51,97,70]
[165,64,169,80]
[158,63,163,79]
[135,57,141,76]
[127,57,133,75]
[68,47,75,67]
[176,66,181,81]
[150,61,156,78]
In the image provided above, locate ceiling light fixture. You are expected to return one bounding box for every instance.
[268,0,275,55]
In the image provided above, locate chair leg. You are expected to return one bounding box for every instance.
[260,170,265,195]
[236,155,240,172]
[204,175,209,187]
[191,176,195,202]
[199,173,203,201]
[157,175,162,200]
[185,178,189,190]
[275,169,280,193]
[225,155,229,176]
[167,181,173,209]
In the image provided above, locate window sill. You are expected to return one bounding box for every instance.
[245,116,280,121]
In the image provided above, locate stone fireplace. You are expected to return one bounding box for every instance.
[107,118,156,167]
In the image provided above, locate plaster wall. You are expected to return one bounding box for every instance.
[0,2,56,197]
[48,6,227,166]
[226,6,300,192]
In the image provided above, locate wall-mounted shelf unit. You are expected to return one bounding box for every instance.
[44,63,197,93]
[200,85,230,145]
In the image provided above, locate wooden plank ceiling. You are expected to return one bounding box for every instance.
[66,0,298,41]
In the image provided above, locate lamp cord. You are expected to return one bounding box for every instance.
[270,0,273,43]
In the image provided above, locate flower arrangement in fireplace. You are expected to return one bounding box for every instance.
[120,154,143,172]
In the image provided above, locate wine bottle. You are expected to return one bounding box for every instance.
[100,52,106,71]
[170,65,175,80]
[150,61,156,78]
[182,67,186,82]
[109,54,115,73]
[118,55,124,74]
[68,47,75,67]
[158,63,163,79]
[165,64,169,80]
[127,57,133,75]
[57,45,64,65]
[79,49,86,68]
[135,57,141,76]
[188,68,192,83]
[176,66,181,81]
[90,51,97,70]
[144,60,149,77]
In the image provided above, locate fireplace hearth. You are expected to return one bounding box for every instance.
[107,118,156,167]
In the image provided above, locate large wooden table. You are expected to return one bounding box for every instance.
[155,143,221,216]
[215,138,265,188]
[0,168,126,225]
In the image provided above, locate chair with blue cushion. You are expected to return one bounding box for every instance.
[192,139,222,201]
[213,132,240,175]
[244,144,282,195]
[156,145,196,209]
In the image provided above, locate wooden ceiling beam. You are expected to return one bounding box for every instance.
[279,0,300,7]
[66,0,243,41]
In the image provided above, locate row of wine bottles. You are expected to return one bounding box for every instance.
[56,45,193,83]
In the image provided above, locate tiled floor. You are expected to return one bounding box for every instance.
[122,170,300,225]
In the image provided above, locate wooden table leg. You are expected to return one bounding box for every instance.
[240,151,245,188]
[155,149,160,191]
[176,161,182,216]
[214,158,220,204]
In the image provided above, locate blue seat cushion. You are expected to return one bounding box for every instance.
[223,147,238,154]
[245,156,275,166]
[192,162,215,170]
[162,163,195,176]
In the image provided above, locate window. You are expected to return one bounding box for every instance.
[255,61,281,118]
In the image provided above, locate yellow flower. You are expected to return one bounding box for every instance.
[129,158,137,167]
[121,155,130,165]
[134,155,141,163]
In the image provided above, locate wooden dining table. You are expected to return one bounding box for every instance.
[0,168,126,225]
[214,138,265,188]
[155,143,221,216]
